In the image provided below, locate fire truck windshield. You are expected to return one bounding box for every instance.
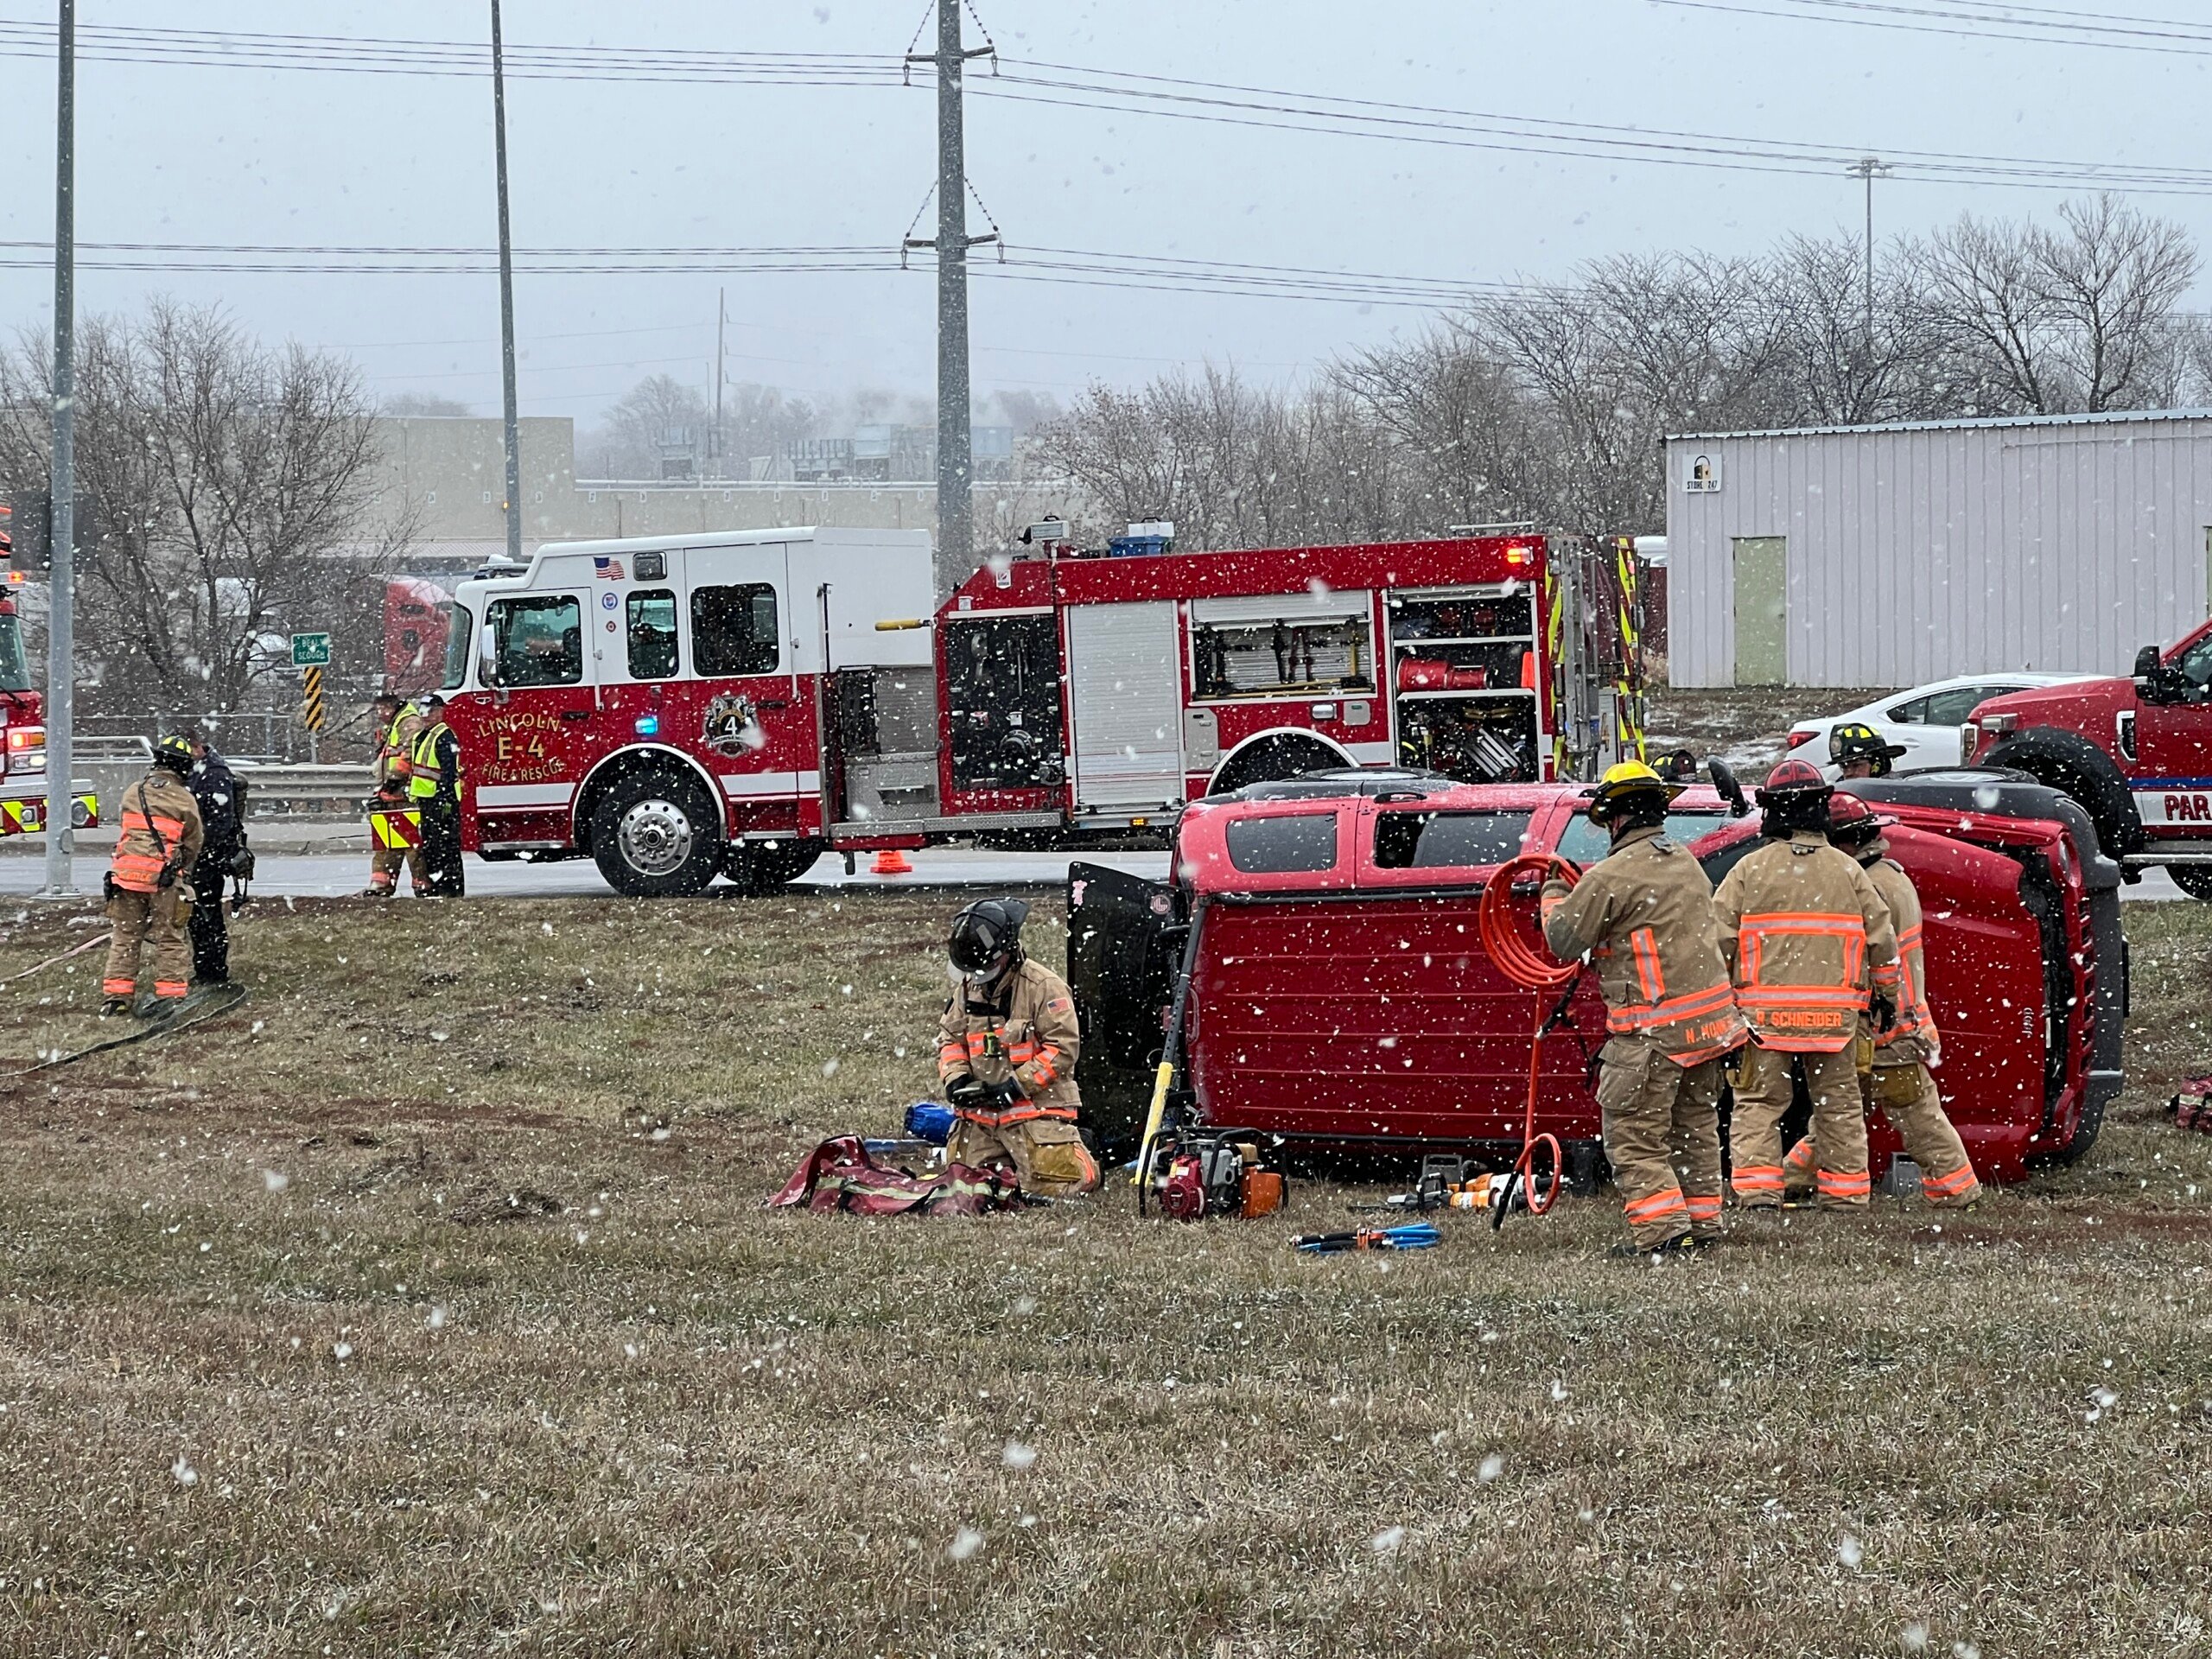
[0,613,30,692]
[442,604,474,690]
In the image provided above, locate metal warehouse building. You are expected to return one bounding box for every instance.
[1662,410,2212,688]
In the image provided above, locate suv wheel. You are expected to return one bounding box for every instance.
[2169,864,2212,903]
[590,769,721,896]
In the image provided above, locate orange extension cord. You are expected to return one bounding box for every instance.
[1476,854,1582,1220]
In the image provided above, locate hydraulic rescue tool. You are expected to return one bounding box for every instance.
[1294,1223,1441,1254]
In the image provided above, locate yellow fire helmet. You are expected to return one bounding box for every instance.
[1582,759,1685,821]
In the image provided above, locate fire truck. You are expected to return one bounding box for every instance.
[440,526,1645,896]
[0,559,92,839]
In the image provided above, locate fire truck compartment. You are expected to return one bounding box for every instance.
[1066,601,1185,816]
[943,612,1065,793]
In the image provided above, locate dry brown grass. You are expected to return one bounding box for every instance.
[0,889,2209,1656]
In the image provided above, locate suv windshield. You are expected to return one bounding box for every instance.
[442,603,475,690]
[0,613,31,693]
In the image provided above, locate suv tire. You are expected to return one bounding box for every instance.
[2169,865,2212,904]
[1982,728,2143,861]
[590,768,721,896]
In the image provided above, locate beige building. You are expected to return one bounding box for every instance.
[371,416,1076,576]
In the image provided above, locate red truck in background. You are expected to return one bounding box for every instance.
[1964,617,2212,899]
[0,582,93,839]
[436,527,1649,896]
[384,577,453,697]
[1068,768,2124,1184]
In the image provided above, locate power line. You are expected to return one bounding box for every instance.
[1649,0,2212,55]
[5,16,2212,198]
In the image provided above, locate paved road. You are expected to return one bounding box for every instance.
[0,847,1177,901]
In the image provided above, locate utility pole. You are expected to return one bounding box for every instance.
[906,4,996,598]
[1848,156,1891,350]
[715,286,726,480]
[42,0,76,897]
[491,0,523,565]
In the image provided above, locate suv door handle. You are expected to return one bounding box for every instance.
[561,709,591,723]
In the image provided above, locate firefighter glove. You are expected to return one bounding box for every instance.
[1872,995,1897,1034]
[988,1077,1027,1111]
[944,1073,988,1109]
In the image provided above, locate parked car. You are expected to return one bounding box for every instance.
[1069,767,2123,1185]
[1784,674,2094,776]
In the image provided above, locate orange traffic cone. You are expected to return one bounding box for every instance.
[871,848,914,875]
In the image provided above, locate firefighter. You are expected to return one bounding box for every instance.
[410,693,465,898]
[364,691,424,899]
[1828,721,1907,779]
[181,730,249,986]
[1778,796,1983,1207]
[1713,760,1901,1211]
[101,734,205,1016]
[936,898,1101,1198]
[1541,761,1747,1254]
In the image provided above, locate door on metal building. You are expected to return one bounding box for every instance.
[1732,537,1787,686]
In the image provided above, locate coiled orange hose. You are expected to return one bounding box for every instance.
[1476,854,1582,1219]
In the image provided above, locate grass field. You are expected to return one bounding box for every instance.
[2,887,2210,1656]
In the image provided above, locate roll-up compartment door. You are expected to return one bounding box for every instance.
[1066,601,1185,811]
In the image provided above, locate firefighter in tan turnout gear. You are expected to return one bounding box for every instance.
[936,899,1101,1198]
[1713,760,1900,1211]
[1778,795,1983,1207]
[102,735,206,1016]
[1541,762,1747,1254]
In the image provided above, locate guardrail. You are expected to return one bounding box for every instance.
[234,763,376,817]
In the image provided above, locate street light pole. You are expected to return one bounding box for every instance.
[42,0,77,897]
[491,0,523,565]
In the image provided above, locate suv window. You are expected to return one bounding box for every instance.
[1886,696,1928,723]
[1372,810,1532,869]
[692,583,779,677]
[1224,814,1338,874]
[487,594,583,688]
[626,588,679,679]
[1555,810,1727,867]
[1924,684,2007,725]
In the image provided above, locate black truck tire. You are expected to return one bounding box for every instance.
[589,768,721,897]
[1981,728,2144,861]
[2169,865,2212,903]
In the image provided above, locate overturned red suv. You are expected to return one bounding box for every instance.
[1069,769,2125,1186]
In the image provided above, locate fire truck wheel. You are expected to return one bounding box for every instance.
[1981,728,2143,861]
[589,769,721,897]
[723,837,827,895]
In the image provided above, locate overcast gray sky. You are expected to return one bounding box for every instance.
[3,1,2209,423]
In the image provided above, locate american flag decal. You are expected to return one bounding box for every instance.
[593,556,625,580]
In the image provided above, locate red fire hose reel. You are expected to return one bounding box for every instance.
[1476,854,1583,1222]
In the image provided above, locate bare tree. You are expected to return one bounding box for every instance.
[580,372,711,477]
[380,391,472,417]
[0,301,404,727]
[1917,195,2198,414]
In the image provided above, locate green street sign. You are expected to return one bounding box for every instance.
[290,632,332,669]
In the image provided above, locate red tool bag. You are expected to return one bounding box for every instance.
[2170,1077,2212,1133]
[766,1135,1027,1215]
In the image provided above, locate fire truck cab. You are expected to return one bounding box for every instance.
[443,526,1643,896]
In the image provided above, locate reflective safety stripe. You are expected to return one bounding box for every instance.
[153,981,188,999]
[102,977,134,996]
[1816,1168,1872,1198]
[120,810,185,839]
[1921,1161,1979,1198]
[1782,1139,1816,1179]
[1732,1164,1784,1194]
[951,1101,1078,1130]
[1027,1045,1061,1088]
[1740,912,1868,1000]
[1622,1185,1688,1223]
[1629,927,1664,1004]
[1006,1041,1038,1065]
[1684,1193,1723,1221]
[1605,981,1737,1033]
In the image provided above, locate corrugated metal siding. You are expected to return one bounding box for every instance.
[1663,415,2212,687]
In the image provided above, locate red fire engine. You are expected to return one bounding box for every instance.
[441,527,1644,895]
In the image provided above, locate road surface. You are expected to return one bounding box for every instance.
[0,848,1174,900]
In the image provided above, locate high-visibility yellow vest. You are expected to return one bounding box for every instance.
[408,721,453,800]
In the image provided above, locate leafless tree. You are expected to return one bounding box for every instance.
[380,390,472,417]
[1916,195,2198,414]
[581,372,711,477]
[0,301,405,727]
